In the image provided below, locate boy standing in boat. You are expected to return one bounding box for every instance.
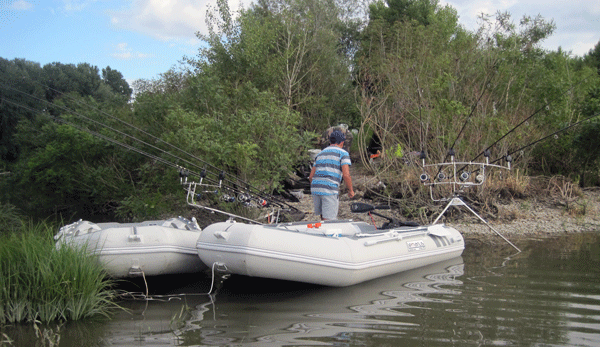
[309,130,355,220]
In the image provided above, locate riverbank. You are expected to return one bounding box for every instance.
[446,190,600,239]
[289,166,600,241]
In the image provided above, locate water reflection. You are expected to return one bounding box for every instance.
[458,233,600,347]
[2,233,600,346]
[174,257,465,346]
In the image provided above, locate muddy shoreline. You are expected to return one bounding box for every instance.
[287,167,600,242]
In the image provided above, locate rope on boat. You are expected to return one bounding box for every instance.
[117,262,229,301]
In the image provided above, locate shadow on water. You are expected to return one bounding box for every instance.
[2,232,599,346]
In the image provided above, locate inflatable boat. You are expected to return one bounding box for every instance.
[55,217,207,278]
[196,203,464,286]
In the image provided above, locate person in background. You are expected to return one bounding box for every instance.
[309,130,355,220]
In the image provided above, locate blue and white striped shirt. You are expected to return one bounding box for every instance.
[311,146,351,196]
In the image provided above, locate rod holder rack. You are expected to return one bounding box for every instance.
[419,154,511,202]
[180,169,279,225]
[420,154,520,253]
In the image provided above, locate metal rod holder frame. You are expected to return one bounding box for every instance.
[422,155,520,253]
[432,196,521,253]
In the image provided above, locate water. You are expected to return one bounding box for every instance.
[2,232,599,346]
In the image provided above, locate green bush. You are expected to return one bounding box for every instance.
[163,83,304,191]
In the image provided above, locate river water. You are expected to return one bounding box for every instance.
[3,232,599,346]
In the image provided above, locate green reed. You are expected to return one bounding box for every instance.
[0,222,118,324]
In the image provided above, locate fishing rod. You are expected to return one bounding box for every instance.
[490,110,600,166]
[1,97,180,171]
[419,108,600,201]
[414,73,424,154]
[0,83,299,214]
[427,70,595,185]
[3,93,295,223]
[2,79,295,209]
[427,67,496,180]
[454,98,600,177]
[2,84,209,172]
[3,94,292,212]
[448,81,490,154]
[470,77,588,164]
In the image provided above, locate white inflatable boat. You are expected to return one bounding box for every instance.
[55,217,207,278]
[196,205,464,287]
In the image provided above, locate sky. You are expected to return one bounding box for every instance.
[1,0,599,85]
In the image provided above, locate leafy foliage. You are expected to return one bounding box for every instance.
[0,58,136,221]
[1,0,600,223]
[354,6,598,194]
[196,0,360,131]
[583,40,600,74]
[162,82,304,190]
[572,83,600,186]
[0,58,46,161]
[0,202,22,234]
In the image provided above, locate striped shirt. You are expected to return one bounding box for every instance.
[311,146,351,196]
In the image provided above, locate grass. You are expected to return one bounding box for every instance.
[0,222,118,324]
[0,202,22,234]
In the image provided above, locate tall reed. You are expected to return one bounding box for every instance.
[0,222,118,324]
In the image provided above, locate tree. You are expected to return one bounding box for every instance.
[42,62,103,102]
[0,58,45,161]
[102,66,133,102]
[572,83,600,187]
[197,0,361,131]
[162,83,304,189]
[369,0,439,26]
[354,6,584,199]
[0,58,147,220]
[583,39,600,74]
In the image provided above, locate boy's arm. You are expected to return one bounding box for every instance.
[341,165,355,198]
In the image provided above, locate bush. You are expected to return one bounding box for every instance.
[163,83,305,191]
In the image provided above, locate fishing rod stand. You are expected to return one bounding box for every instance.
[184,182,264,225]
[178,167,225,193]
[421,151,520,252]
[179,168,281,225]
[432,195,521,252]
